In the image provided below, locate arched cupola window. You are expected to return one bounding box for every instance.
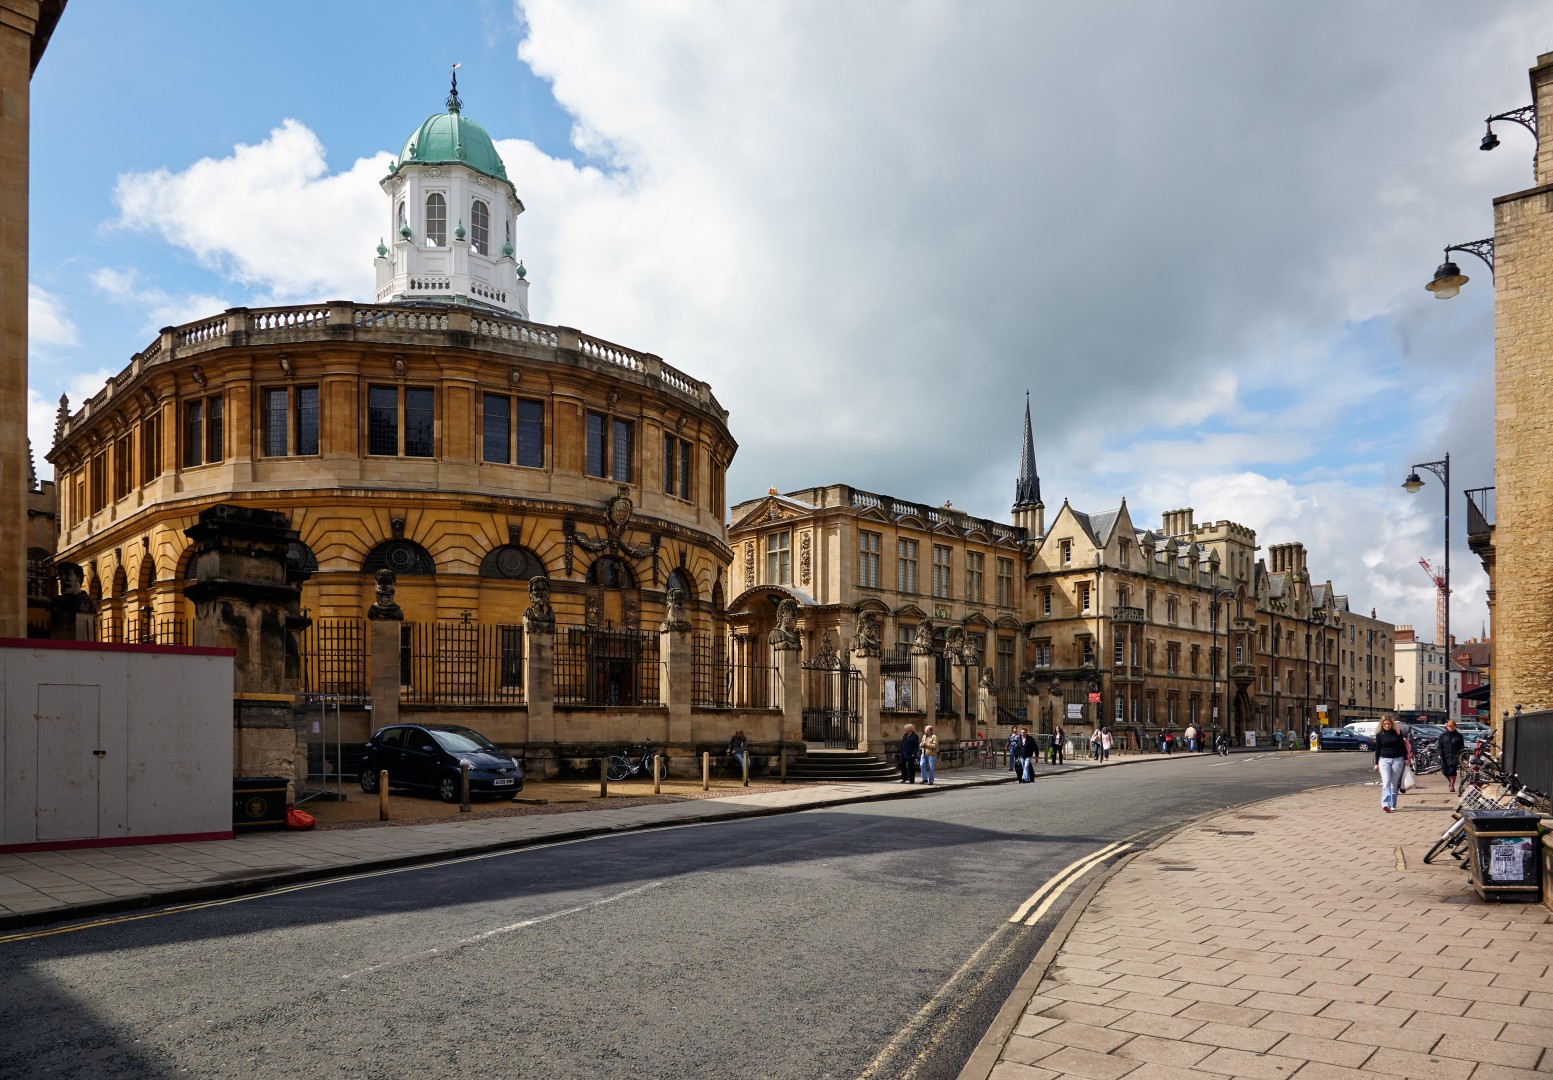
[479,545,545,580]
[397,200,407,234]
[470,200,490,255]
[586,556,635,590]
[362,540,436,575]
[425,193,447,247]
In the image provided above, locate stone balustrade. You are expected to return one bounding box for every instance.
[56,301,728,443]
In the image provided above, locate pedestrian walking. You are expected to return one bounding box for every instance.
[1274,729,1284,751]
[919,725,939,785]
[1162,730,1174,755]
[1437,719,1466,794]
[1049,723,1065,765]
[1089,729,1102,760]
[1101,728,1113,761]
[1184,723,1197,753]
[899,724,921,784]
[1373,715,1410,812]
[1007,728,1020,774]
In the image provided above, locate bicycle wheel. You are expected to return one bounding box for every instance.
[1423,819,1463,864]
[606,756,631,781]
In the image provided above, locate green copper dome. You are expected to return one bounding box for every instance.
[398,108,510,185]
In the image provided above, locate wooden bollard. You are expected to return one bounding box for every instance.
[460,762,471,812]
[600,758,608,798]
[653,755,662,794]
[702,751,710,791]
[743,751,750,788]
[378,771,390,821]
[780,748,787,783]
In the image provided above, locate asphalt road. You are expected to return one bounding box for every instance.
[0,751,1371,1080]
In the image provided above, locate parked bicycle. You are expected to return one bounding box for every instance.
[1423,773,1549,865]
[606,744,667,781]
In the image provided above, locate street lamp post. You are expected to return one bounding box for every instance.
[1402,454,1451,663]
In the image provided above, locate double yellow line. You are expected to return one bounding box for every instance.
[1009,840,1132,927]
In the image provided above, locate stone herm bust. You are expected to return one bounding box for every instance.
[768,598,802,651]
[524,575,556,632]
[367,568,404,620]
[660,587,691,633]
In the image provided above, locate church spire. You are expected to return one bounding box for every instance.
[1014,391,1040,508]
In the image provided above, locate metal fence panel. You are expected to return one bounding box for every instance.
[1504,710,1553,796]
[298,618,369,700]
[554,627,662,706]
[399,621,525,705]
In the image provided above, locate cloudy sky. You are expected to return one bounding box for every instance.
[27,1,1550,644]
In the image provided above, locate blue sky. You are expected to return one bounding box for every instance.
[27,1,1551,646]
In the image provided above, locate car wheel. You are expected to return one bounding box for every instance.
[1360,743,1371,751]
[438,773,459,803]
[359,767,379,793]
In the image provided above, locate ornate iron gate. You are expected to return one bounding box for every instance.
[802,632,861,748]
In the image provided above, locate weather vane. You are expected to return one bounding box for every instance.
[447,62,462,113]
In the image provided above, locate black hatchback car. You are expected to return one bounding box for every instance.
[1318,726,1373,752]
[359,724,524,801]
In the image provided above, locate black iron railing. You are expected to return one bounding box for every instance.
[692,630,732,708]
[554,627,662,706]
[399,621,524,705]
[298,617,368,699]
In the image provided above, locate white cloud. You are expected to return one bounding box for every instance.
[28,284,77,348]
[90,267,231,336]
[28,369,118,482]
[109,119,390,303]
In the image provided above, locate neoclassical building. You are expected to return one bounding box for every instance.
[47,80,736,668]
[732,399,1387,744]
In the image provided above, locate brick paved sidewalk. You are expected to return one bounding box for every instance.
[974,771,1553,1080]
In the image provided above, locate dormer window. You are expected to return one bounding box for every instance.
[471,200,490,255]
[425,193,447,246]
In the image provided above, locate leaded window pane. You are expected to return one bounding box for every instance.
[368,386,398,455]
[515,400,543,467]
[405,388,434,457]
[296,387,319,455]
[482,393,510,464]
[610,418,632,483]
[206,396,223,463]
[184,400,203,468]
[586,413,606,477]
[261,388,288,457]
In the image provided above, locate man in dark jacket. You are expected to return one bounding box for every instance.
[899,725,921,784]
[1437,720,1466,793]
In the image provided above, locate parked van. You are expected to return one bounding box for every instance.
[1348,721,1380,738]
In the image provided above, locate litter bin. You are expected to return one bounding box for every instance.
[1543,833,1553,915]
[233,776,289,832]
[1461,808,1542,902]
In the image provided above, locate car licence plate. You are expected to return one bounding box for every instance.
[493,778,515,786]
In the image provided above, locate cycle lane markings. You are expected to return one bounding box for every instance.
[340,880,665,979]
[1008,841,1130,926]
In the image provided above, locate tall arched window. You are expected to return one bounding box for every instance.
[425,193,447,246]
[666,567,695,602]
[470,200,489,255]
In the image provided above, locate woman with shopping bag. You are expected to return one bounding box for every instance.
[1372,716,1411,812]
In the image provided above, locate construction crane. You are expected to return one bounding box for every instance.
[1418,557,1447,645]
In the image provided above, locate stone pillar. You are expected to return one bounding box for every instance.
[663,628,693,745]
[184,504,311,792]
[368,619,401,732]
[0,2,44,639]
[524,617,554,745]
[912,648,936,732]
[854,651,881,754]
[777,647,803,744]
